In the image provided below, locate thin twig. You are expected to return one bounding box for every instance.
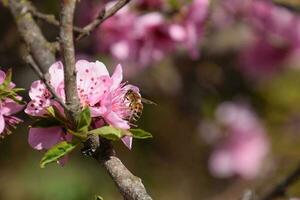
[27,2,85,34]
[60,0,81,122]
[76,0,131,41]
[24,53,69,111]
[259,162,300,200]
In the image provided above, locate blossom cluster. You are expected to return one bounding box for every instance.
[25,60,142,164]
[77,0,209,67]
[199,102,269,179]
[213,0,300,79]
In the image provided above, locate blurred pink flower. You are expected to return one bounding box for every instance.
[26,60,141,155]
[89,0,209,66]
[96,7,176,66]
[170,0,209,58]
[0,70,24,137]
[208,102,269,179]
[238,1,300,78]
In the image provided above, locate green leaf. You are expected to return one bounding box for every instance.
[32,117,63,128]
[40,141,77,168]
[89,126,123,140]
[76,107,91,133]
[129,129,153,139]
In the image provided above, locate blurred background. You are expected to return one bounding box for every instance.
[2,0,300,199]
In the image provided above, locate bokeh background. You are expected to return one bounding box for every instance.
[2,0,300,199]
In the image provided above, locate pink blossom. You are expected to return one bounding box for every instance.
[91,0,209,66]
[170,0,209,58]
[26,60,140,154]
[208,102,269,179]
[238,1,300,78]
[213,0,300,78]
[0,70,24,137]
[95,8,176,66]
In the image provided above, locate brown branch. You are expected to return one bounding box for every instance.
[76,0,131,41]
[93,139,152,200]
[259,162,300,200]
[59,0,81,122]
[8,0,56,73]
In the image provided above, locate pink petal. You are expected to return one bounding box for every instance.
[28,127,63,150]
[0,70,6,84]
[0,114,5,134]
[1,98,24,115]
[111,64,123,90]
[28,80,49,100]
[24,99,51,117]
[121,136,133,150]
[48,61,64,90]
[105,112,130,130]
[76,60,109,77]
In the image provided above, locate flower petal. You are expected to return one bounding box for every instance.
[0,114,5,134]
[49,61,64,91]
[111,64,123,90]
[28,127,63,150]
[1,98,24,115]
[105,112,130,130]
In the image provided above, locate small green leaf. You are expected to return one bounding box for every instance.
[40,142,77,168]
[32,117,62,128]
[89,126,122,140]
[76,107,91,133]
[129,129,153,139]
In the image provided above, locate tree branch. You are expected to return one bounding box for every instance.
[8,0,56,73]
[27,2,85,34]
[93,139,152,200]
[59,0,81,122]
[259,162,300,200]
[76,0,131,41]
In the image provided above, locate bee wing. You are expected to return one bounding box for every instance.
[141,97,157,105]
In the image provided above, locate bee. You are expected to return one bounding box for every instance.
[124,89,156,123]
